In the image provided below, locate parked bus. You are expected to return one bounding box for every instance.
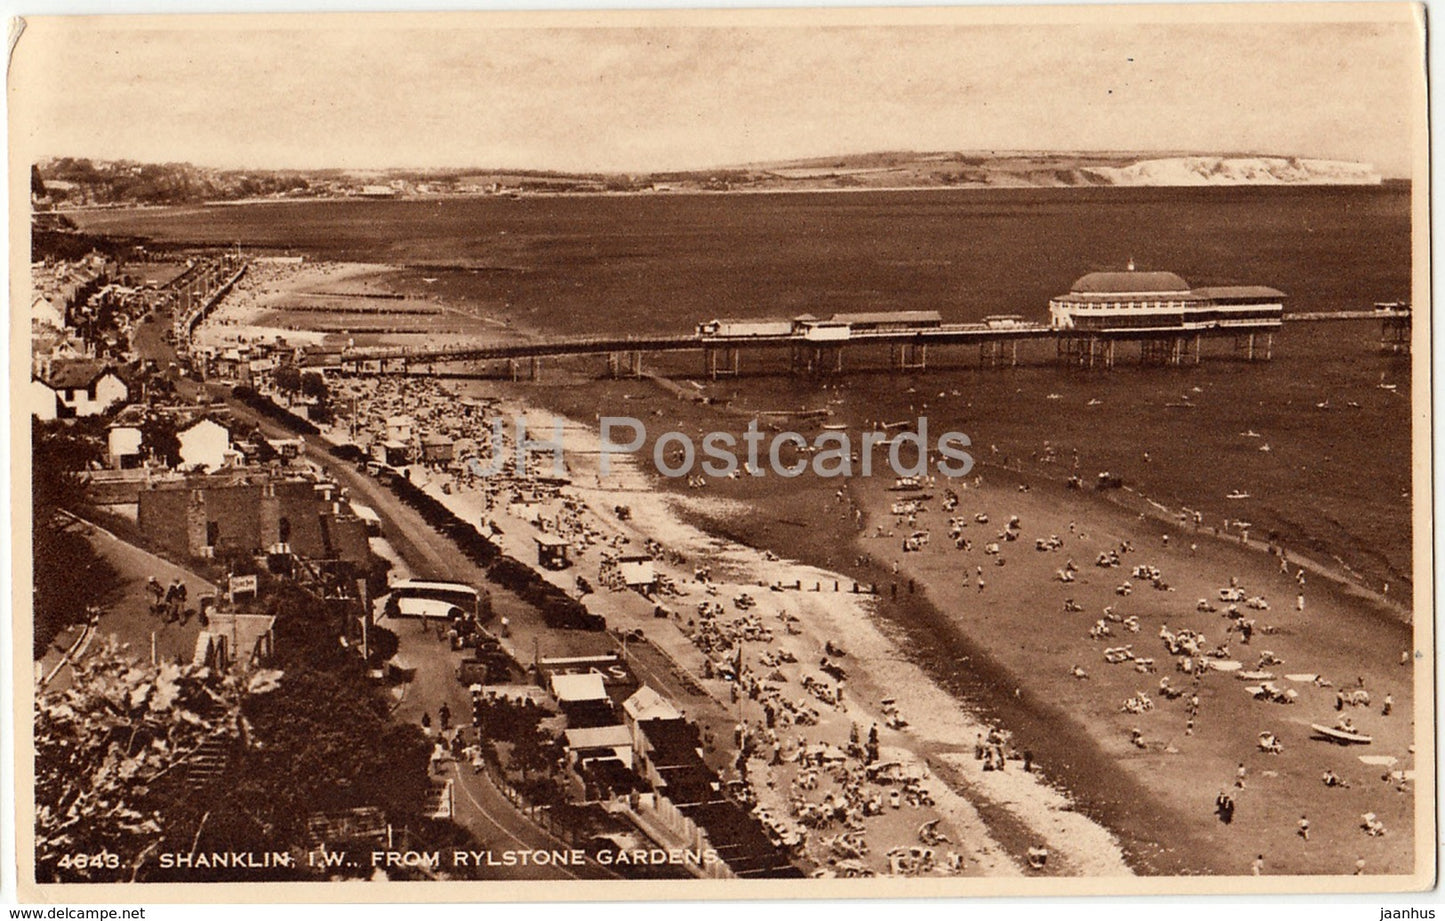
[379,579,487,622]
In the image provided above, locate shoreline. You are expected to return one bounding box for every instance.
[346,383,1134,877]
[665,457,1415,876]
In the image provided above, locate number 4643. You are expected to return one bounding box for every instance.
[57,853,120,870]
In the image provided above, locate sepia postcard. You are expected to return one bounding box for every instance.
[7,4,1433,903]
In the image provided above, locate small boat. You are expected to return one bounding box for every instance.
[1241,430,1261,438]
[1258,444,1271,452]
[1046,393,1062,400]
[1165,401,1196,409]
[1311,723,1373,745]
[1087,398,1103,407]
[1227,490,1251,500]
[889,476,923,491]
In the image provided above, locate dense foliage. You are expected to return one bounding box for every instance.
[39,158,312,206]
[32,419,119,658]
[35,574,441,881]
[35,640,246,882]
[231,386,320,435]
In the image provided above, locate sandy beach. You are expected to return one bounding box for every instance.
[322,373,1133,877]
[516,371,1420,877]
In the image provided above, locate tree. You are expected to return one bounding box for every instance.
[300,371,328,403]
[511,723,561,785]
[32,420,117,658]
[139,413,180,467]
[365,624,399,667]
[272,365,302,397]
[232,666,432,837]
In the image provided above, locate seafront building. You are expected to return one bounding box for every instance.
[1048,268,1284,366]
[1048,270,1285,333]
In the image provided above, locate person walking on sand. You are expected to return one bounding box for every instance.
[1235,762,1248,789]
[1297,815,1310,840]
[1215,791,1234,824]
[1252,854,1264,876]
[1297,593,1305,612]
[1382,694,1393,716]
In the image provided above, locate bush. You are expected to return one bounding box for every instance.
[329,443,366,463]
[231,387,320,436]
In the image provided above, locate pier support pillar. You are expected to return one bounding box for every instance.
[1381,315,1410,354]
[705,347,740,379]
[894,342,927,371]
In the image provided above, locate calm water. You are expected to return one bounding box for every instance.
[73,186,1415,593]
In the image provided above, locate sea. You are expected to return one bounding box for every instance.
[71,184,1415,599]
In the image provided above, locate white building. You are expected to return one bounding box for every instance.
[107,423,144,469]
[31,295,64,330]
[30,379,58,421]
[177,417,234,472]
[41,361,128,417]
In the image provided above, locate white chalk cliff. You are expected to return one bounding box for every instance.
[1086,156,1382,186]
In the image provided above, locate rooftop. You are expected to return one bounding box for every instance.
[550,672,609,703]
[623,685,681,724]
[564,724,633,751]
[829,310,943,325]
[1069,271,1191,295]
[41,359,112,390]
[1192,285,1288,300]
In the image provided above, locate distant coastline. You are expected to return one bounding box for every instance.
[32,152,1394,213]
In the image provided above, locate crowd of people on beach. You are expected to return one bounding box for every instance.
[296,364,1410,877]
[869,459,1411,874]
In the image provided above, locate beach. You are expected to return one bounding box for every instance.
[521,373,1419,877]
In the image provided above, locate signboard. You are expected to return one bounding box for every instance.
[228,573,259,602]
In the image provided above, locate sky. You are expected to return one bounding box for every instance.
[9,9,1424,176]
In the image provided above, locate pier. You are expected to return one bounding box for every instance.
[328,308,1402,380]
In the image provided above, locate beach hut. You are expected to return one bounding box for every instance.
[420,432,455,464]
[534,533,572,570]
[600,553,657,592]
